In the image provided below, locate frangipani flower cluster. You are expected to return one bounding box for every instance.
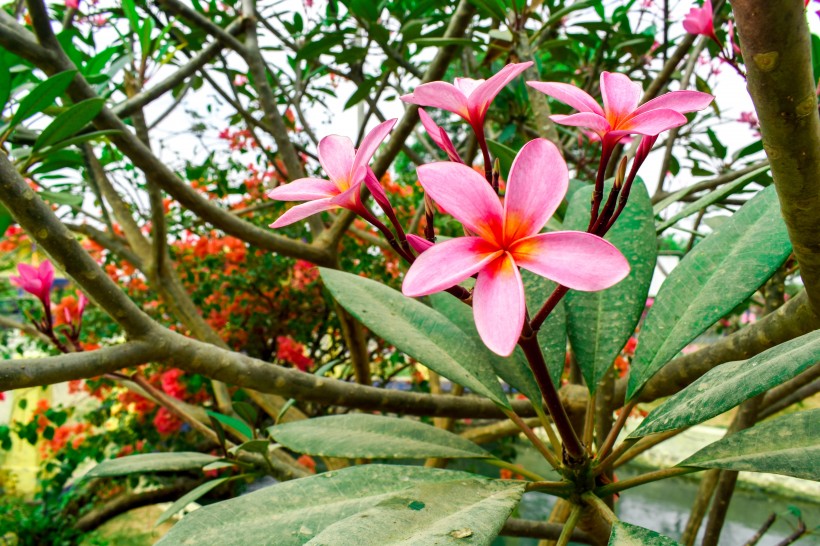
[403,139,629,355]
[268,66,712,356]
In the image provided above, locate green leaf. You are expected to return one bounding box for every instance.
[320,268,510,408]
[631,330,820,438]
[679,410,820,481]
[38,190,83,207]
[628,185,792,400]
[33,98,105,151]
[122,0,141,33]
[486,139,517,179]
[155,477,232,526]
[344,77,377,110]
[84,452,219,479]
[410,37,480,48]
[655,165,768,233]
[0,56,10,112]
[157,465,524,546]
[0,204,12,237]
[9,70,76,128]
[564,180,656,391]
[430,291,541,403]
[270,414,490,460]
[347,0,380,20]
[608,522,681,545]
[205,410,253,441]
[522,271,567,386]
[33,130,119,156]
[467,0,507,21]
[228,439,270,455]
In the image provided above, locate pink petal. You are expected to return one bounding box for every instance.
[407,234,434,254]
[526,81,605,116]
[402,237,502,297]
[600,72,642,122]
[416,162,504,244]
[364,168,392,214]
[318,135,355,189]
[38,261,54,285]
[350,118,396,183]
[510,231,630,291]
[418,109,462,162]
[454,77,484,97]
[615,109,687,136]
[550,112,611,136]
[631,90,713,117]
[328,182,364,210]
[400,82,470,119]
[270,198,337,228]
[473,253,525,356]
[268,177,339,201]
[468,62,533,121]
[503,139,568,242]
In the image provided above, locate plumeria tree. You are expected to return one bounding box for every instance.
[0,0,818,544]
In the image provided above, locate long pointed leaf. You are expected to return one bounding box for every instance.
[564,180,656,391]
[631,330,820,437]
[269,414,490,459]
[157,465,525,546]
[628,185,792,400]
[320,268,510,408]
[679,410,820,480]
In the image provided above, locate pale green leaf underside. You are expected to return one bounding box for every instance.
[320,269,509,408]
[156,464,525,546]
[628,185,792,400]
[632,330,820,437]
[84,452,219,479]
[608,521,681,545]
[679,410,820,481]
[564,180,656,391]
[269,414,490,459]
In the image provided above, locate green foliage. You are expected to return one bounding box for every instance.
[319,268,510,408]
[628,185,793,400]
[269,414,490,459]
[679,410,820,481]
[632,330,820,437]
[84,452,220,479]
[157,465,525,546]
[564,180,656,391]
[608,522,681,545]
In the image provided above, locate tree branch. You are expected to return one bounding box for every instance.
[734,0,820,315]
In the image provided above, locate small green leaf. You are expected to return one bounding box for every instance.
[270,414,490,459]
[33,130,119,156]
[155,477,232,526]
[632,330,820,438]
[656,165,768,233]
[33,98,105,151]
[205,410,253,441]
[228,439,270,455]
[486,139,517,178]
[38,190,84,207]
[320,268,510,408]
[608,521,681,545]
[344,77,377,110]
[410,37,480,48]
[156,465,524,546]
[84,452,219,479]
[564,180,656,391]
[679,410,820,481]
[0,56,10,112]
[9,70,76,128]
[628,185,792,400]
[0,204,12,237]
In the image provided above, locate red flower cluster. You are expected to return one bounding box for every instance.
[276,336,314,372]
[153,407,183,435]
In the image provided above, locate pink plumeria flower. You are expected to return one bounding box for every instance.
[268,119,396,228]
[64,292,89,329]
[11,261,55,309]
[418,109,463,163]
[400,62,533,133]
[402,139,630,356]
[65,0,79,8]
[527,72,713,148]
[682,0,720,46]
